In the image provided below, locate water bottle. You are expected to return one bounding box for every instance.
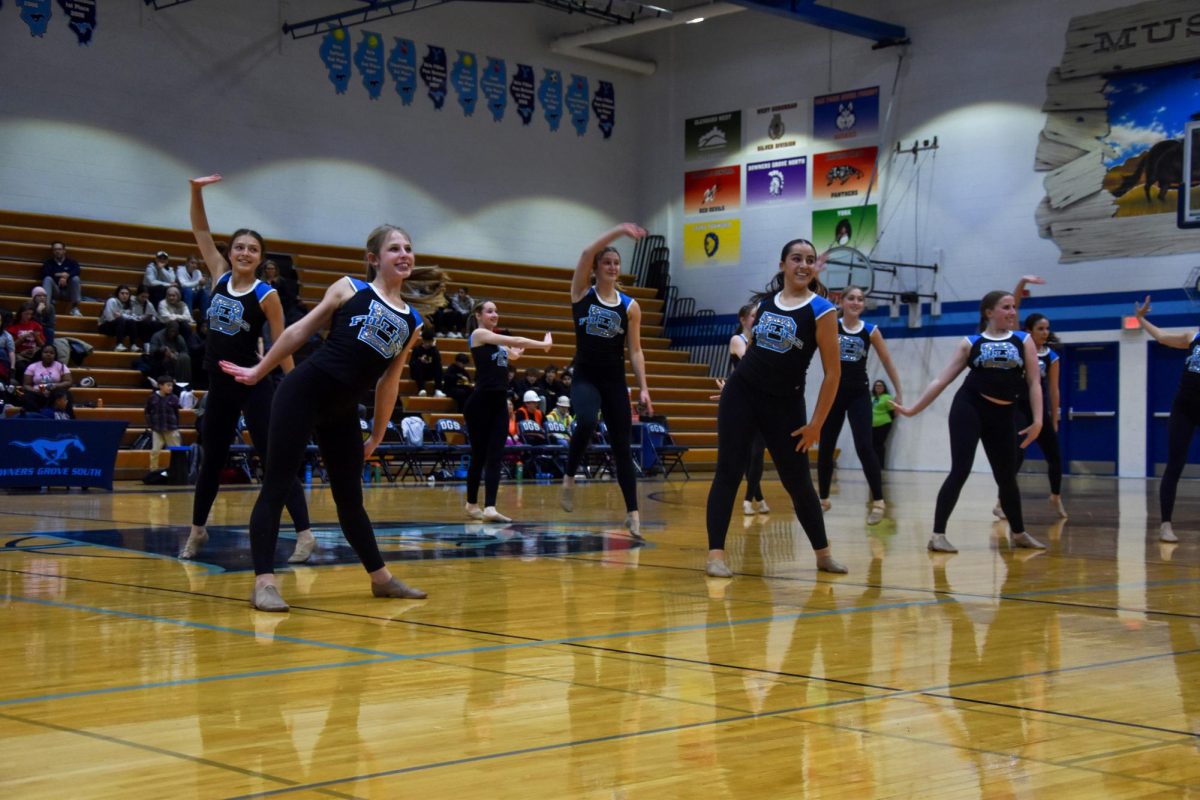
[373,465,382,483]
[304,463,312,484]
[515,461,524,483]
[363,464,372,483]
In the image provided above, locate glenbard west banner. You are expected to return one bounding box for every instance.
[0,419,127,489]
[683,219,741,268]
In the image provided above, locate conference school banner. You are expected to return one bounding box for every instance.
[683,219,741,268]
[685,110,741,161]
[746,156,807,207]
[813,86,879,142]
[812,205,878,253]
[683,166,741,216]
[812,147,877,201]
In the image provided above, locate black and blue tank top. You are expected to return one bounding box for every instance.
[728,332,749,370]
[204,273,275,371]
[837,319,875,391]
[470,335,510,393]
[572,286,632,374]
[307,277,422,390]
[1180,332,1200,398]
[737,292,836,395]
[962,330,1029,402]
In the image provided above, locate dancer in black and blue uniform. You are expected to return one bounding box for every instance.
[1134,295,1199,543]
[705,239,847,578]
[463,299,553,524]
[893,290,1044,553]
[179,174,312,562]
[728,302,771,516]
[222,224,447,611]
[559,224,653,538]
[816,286,903,525]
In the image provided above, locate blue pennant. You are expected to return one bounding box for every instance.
[592,80,615,139]
[56,0,95,45]
[509,63,535,125]
[480,57,507,122]
[318,27,352,94]
[538,68,562,132]
[566,74,589,136]
[450,50,478,117]
[19,0,52,37]
[353,30,385,100]
[420,45,448,110]
[387,37,417,105]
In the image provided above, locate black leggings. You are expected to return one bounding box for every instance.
[706,372,828,551]
[566,367,638,512]
[464,390,508,507]
[872,422,892,466]
[1161,391,1200,523]
[933,389,1025,534]
[192,373,310,532]
[249,361,380,575]
[744,432,765,502]
[99,317,137,345]
[817,386,883,501]
[1015,399,1063,495]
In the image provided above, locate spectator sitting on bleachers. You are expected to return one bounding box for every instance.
[146,321,192,384]
[143,250,177,306]
[547,395,574,428]
[22,343,72,412]
[443,352,473,412]
[433,285,473,338]
[9,302,46,381]
[41,241,82,317]
[516,390,544,425]
[30,286,57,343]
[129,284,162,349]
[511,366,541,407]
[177,254,210,314]
[0,310,15,386]
[98,284,139,352]
[32,388,75,420]
[409,327,445,397]
[157,286,194,335]
[536,364,563,409]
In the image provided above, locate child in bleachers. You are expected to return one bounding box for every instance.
[145,376,180,471]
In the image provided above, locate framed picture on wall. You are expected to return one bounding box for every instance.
[1181,119,1200,230]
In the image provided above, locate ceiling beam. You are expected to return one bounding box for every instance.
[726,0,907,45]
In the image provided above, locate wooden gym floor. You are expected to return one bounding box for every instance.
[2,470,1198,798]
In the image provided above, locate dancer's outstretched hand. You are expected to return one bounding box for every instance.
[191,174,222,188]
[220,360,261,385]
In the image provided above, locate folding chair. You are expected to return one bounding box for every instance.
[432,417,471,476]
[517,418,562,478]
[645,420,690,480]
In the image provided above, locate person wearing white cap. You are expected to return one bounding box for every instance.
[144,250,178,307]
[547,394,574,427]
[463,299,552,523]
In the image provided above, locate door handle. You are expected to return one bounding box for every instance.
[1068,408,1116,420]
[1153,412,1171,419]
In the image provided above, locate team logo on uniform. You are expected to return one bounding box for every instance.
[579,304,624,339]
[207,294,250,336]
[492,347,510,368]
[1187,344,1200,374]
[753,311,799,354]
[838,334,866,363]
[350,300,410,357]
[973,341,1022,370]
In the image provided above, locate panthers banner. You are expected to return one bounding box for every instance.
[0,419,127,489]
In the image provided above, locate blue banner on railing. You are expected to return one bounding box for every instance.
[0,419,127,489]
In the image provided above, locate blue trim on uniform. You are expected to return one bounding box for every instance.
[412,306,424,329]
[253,280,274,302]
[215,272,231,288]
[811,294,835,319]
[348,276,369,292]
[1044,349,1060,364]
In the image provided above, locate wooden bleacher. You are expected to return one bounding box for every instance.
[0,210,718,480]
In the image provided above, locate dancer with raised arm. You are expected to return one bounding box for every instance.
[705,240,847,578]
[179,175,313,563]
[728,302,770,516]
[223,224,446,611]
[1134,296,1198,543]
[463,299,553,523]
[815,285,903,525]
[893,291,1044,553]
[559,224,652,538]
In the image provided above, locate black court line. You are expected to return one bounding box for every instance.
[0,711,363,800]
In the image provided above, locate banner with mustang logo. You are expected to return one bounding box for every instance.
[0,419,127,489]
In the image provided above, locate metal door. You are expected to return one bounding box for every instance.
[1060,343,1119,475]
[1146,341,1200,477]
